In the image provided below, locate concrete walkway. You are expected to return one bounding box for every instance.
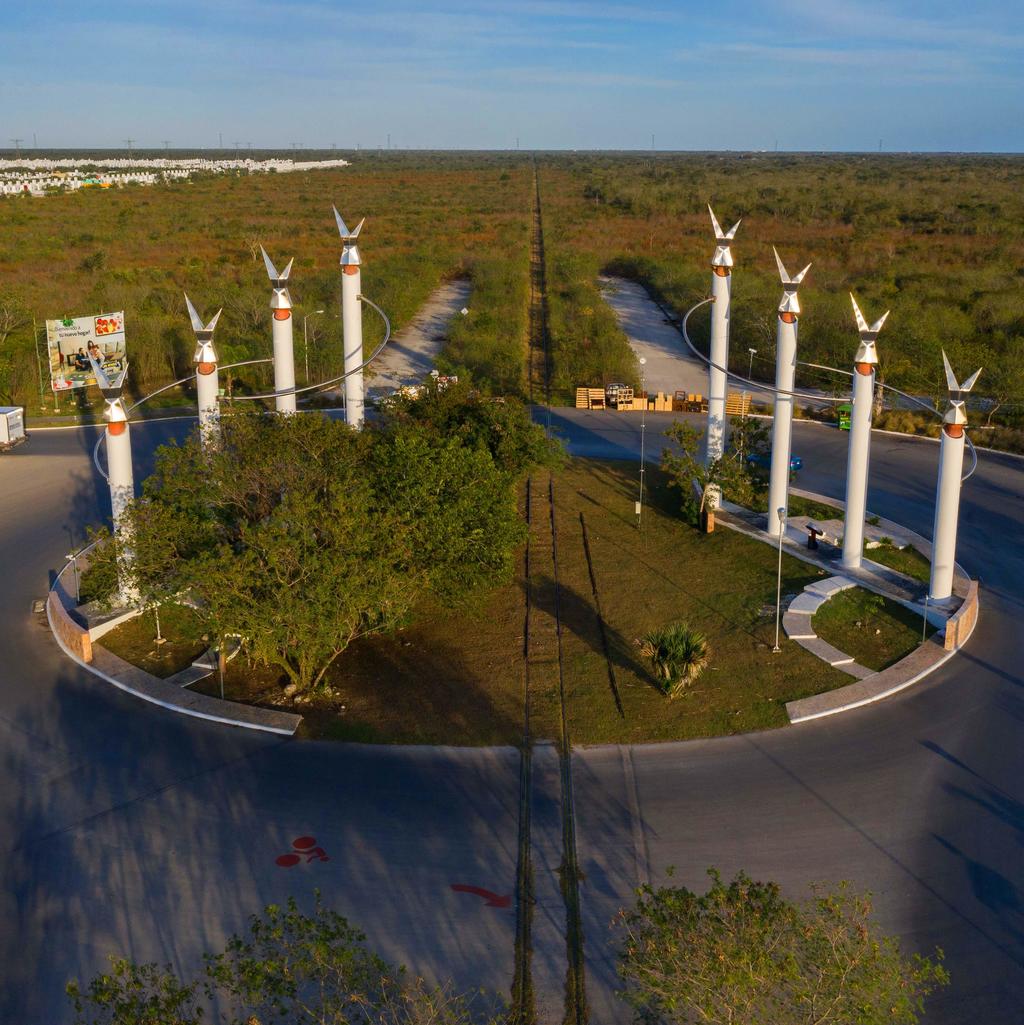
[782,576,873,680]
[366,279,471,401]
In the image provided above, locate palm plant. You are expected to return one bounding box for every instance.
[639,622,710,697]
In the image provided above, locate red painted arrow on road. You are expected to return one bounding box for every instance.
[450,884,511,908]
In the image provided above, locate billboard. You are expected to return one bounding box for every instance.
[46,312,126,392]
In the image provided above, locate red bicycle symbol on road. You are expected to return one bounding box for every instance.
[276,835,330,867]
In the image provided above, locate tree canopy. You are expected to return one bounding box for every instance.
[66,893,503,1025]
[86,392,559,693]
[617,869,948,1025]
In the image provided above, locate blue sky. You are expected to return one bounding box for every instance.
[2,0,1022,151]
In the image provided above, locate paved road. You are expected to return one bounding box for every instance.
[548,408,1024,1024]
[0,422,517,1022]
[601,275,776,403]
[2,407,1023,1022]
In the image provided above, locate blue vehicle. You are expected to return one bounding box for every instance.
[747,451,803,473]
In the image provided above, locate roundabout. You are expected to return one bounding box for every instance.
[4,206,1022,1025]
[2,408,1023,1022]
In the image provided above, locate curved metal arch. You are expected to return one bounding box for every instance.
[682,298,947,418]
[228,296,391,402]
[94,298,391,477]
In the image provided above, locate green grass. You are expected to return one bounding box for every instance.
[813,588,928,672]
[100,603,208,678]
[867,542,931,584]
[788,494,843,521]
[101,459,859,744]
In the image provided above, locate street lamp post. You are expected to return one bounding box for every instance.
[773,506,786,653]
[65,550,81,603]
[637,357,647,529]
[302,309,325,384]
[742,347,757,455]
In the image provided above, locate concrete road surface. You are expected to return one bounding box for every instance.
[366,280,471,401]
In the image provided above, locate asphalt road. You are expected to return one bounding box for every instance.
[0,421,517,1023]
[2,408,1023,1022]
[549,408,1024,1024]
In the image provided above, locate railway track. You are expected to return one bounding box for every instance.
[514,162,587,1025]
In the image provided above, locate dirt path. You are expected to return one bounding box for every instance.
[365,279,471,400]
[600,274,780,404]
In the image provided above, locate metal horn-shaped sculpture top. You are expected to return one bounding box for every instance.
[185,293,222,364]
[941,350,982,427]
[774,248,812,316]
[333,206,365,267]
[850,293,889,366]
[709,205,741,268]
[261,246,294,309]
[87,354,130,421]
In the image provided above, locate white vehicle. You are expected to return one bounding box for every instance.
[0,406,26,452]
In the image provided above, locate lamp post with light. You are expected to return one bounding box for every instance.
[773,505,786,653]
[637,357,647,529]
[302,309,325,384]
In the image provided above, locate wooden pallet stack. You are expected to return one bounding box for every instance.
[725,390,751,416]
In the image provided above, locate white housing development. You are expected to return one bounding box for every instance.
[930,352,982,603]
[841,295,889,570]
[705,205,741,486]
[766,249,811,538]
[261,247,297,414]
[334,207,366,429]
[185,295,223,446]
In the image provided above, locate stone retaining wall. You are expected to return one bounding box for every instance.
[944,580,980,651]
[46,591,92,663]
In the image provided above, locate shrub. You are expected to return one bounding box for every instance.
[639,622,710,696]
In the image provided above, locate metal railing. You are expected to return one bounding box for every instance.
[680,297,978,481]
[93,296,392,480]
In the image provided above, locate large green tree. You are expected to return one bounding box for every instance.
[617,869,948,1025]
[87,396,555,693]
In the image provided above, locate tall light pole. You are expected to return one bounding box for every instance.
[185,295,223,448]
[637,357,647,529]
[303,309,325,384]
[841,294,889,570]
[705,205,741,494]
[334,207,366,428]
[745,346,757,428]
[929,352,982,604]
[261,246,297,414]
[766,248,811,538]
[773,506,786,653]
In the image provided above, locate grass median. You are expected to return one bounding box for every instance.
[100,458,864,744]
[813,588,928,672]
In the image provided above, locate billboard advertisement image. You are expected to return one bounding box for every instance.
[46,312,127,392]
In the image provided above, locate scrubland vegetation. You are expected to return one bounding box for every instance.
[537,152,1024,439]
[0,153,532,412]
[3,151,1022,444]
